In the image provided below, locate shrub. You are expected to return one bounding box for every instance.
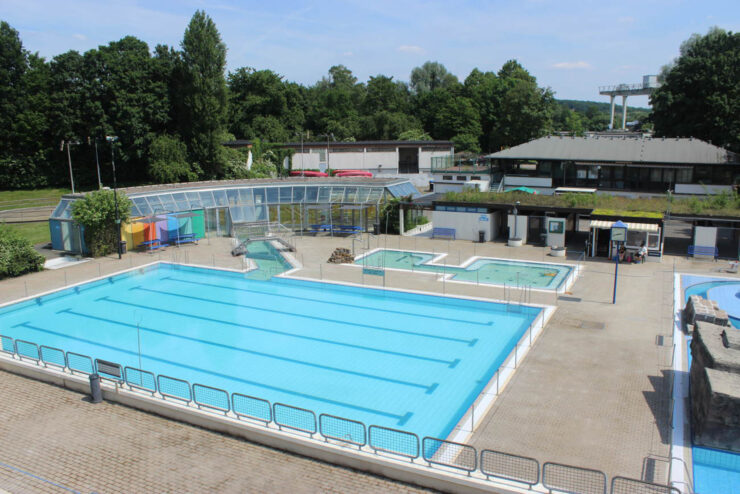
[148,135,197,184]
[71,190,132,257]
[0,224,45,279]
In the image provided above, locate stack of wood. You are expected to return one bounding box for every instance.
[327,248,354,264]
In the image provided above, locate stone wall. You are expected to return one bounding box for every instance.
[689,318,740,452]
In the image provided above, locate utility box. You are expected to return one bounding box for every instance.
[546,218,566,247]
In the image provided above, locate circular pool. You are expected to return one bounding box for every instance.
[707,284,740,320]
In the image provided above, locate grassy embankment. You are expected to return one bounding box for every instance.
[0,188,69,245]
[443,190,740,217]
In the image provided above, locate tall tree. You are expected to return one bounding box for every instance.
[0,21,28,156]
[409,61,458,94]
[179,10,229,177]
[651,28,740,152]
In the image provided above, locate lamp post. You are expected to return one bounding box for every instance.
[93,138,102,189]
[610,221,627,304]
[513,200,520,239]
[60,140,80,193]
[106,135,122,259]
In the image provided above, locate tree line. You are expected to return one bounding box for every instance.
[0,11,736,191]
[0,11,562,190]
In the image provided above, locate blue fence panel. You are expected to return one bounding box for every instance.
[0,335,13,354]
[192,384,230,413]
[14,340,40,362]
[232,393,272,423]
[319,414,366,447]
[66,352,94,375]
[422,437,477,473]
[273,403,317,436]
[368,425,419,459]
[157,375,192,403]
[40,346,66,369]
[124,367,157,394]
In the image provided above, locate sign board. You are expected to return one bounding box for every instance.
[610,227,627,242]
[95,359,122,379]
[478,214,488,222]
[362,267,385,277]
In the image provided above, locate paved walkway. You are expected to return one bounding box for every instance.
[0,369,431,494]
[0,233,734,491]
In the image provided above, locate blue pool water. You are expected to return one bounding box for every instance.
[0,263,540,441]
[356,249,573,290]
[682,275,740,493]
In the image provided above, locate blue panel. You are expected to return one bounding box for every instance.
[50,220,63,250]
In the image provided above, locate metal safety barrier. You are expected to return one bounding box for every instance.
[157,374,192,403]
[480,449,540,487]
[40,345,66,369]
[0,333,692,493]
[0,335,15,354]
[274,403,317,436]
[422,437,477,474]
[232,393,272,423]
[124,366,157,395]
[368,425,419,460]
[95,358,123,381]
[543,461,607,494]
[193,383,230,414]
[611,476,680,494]
[14,339,40,362]
[319,413,366,448]
[66,352,94,375]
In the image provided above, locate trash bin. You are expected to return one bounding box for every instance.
[89,373,102,403]
[478,230,486,243]
[373,223,380,235]
[119,240,127,254]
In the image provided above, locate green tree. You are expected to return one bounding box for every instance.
[71,190,132,257]
[0,21,29,156]
[306,65,363,140]
[148,134,195,183]
[409,61,458,93]
[398,129,432,140]
[179,10,229,177]
[0,224,45,278]
[651,27,740,152]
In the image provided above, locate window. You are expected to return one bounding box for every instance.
[457,176,467,181]
[626,230,646,248]
[676,168,693,183]
[443,175,453,180]
[317,149,327,162]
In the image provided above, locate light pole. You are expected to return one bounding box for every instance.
[513,200,520,239]
[94,138,102,189]
[106,135,122,259]
[61,139,80,193]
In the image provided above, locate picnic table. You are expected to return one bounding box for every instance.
[139,239,168,251]
[173,233,199,245]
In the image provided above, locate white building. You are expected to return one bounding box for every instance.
[281,140,454,188]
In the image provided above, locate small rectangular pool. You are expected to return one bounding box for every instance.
[0,263,541,442]
[355,249,574,290]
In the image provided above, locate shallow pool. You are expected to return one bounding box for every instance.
[355,249,573,290]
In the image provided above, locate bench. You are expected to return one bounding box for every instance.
[173,233,199,245]
[688,245,718,260]
[432,227,456,240]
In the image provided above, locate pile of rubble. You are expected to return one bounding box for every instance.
[685,295,730,327]
[327,248,354,264]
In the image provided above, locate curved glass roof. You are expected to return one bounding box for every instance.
[50,179,420,220]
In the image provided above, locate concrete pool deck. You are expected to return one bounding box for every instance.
[0,234,737,492]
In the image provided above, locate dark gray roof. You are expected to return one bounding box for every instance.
[487,136,738,165]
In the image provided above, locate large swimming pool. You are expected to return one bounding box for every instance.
[355,249,574,290]
[0,263,540,442]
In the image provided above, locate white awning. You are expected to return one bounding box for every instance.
[589,219,658,232]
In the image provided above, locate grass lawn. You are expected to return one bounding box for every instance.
[0,188,70,211]
[2,222,50,246]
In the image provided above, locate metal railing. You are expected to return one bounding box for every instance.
[0,333,688,494]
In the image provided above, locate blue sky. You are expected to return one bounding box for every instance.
[3,0,738,106]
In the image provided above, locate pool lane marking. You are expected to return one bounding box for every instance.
[160,275,493,330]
[91,296,461,368]
[54,308,439,393]
[12,321,411,423]
[133,284,479,347]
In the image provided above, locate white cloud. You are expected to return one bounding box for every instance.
[343,51,353,56]
[552,61,591,69]
[73,33,86,40]
[397,44,423,54]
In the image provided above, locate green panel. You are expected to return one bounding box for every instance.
[191,209,205,238]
